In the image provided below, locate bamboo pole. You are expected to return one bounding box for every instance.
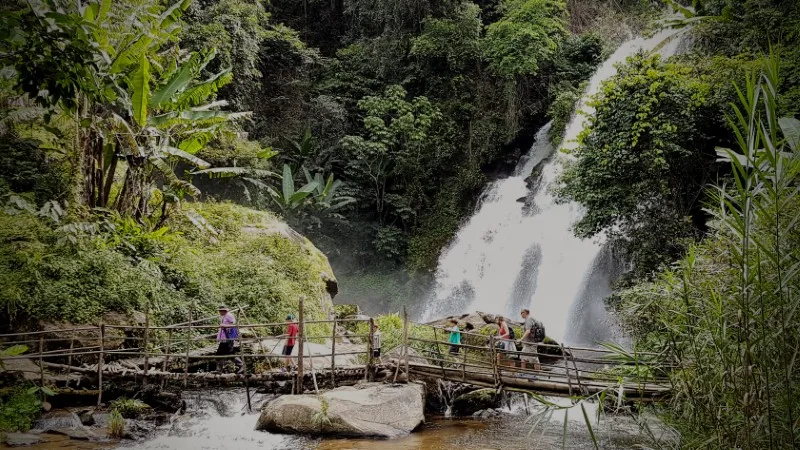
[296,297,305,393]
[367,317,375,382]
[162,329,173,373]
[489,335,499,388]
[394,305,409,383]
[67,330,75,376]
[38,336,45,401]
[97,324,104,406]
[304,333,319,394]
[0,327,99,338]
[330,318,337,388]
[184,307,193,387]
[462,343,468,382]
[570,349,586,395]
[143,310,150,387]
[561,343,574,398]
[236,315,251,412]
[403,307,409,379]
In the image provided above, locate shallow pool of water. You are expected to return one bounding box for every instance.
[3,389,675,450]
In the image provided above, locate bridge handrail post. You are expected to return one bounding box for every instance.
[235,309,251,412]
[489,335,498,388]
[162,328,173,374]
[296,296,305,393]
[67,330,75,376]
[561,343,574,398]
[184,307,192,387]
[403,306,409,379]
[394,305,409,383]
[97,324,104,406]
[367,317,375,382]
[143,309,150,387]
[567,345,586,395]
[461,338,467,382]
[330,317,337,388]
[38,336,45,401]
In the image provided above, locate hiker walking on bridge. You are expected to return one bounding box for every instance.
[496,315,515,367]
[519,309,542,372]
[216,306,243,374]
[281,314,299,371]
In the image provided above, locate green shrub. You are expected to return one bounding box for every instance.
[109,398,150,419]
[0,201,335,329]
[0,386,41,432]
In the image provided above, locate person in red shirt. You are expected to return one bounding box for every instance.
[282,314,299,371]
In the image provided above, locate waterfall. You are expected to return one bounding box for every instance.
[423,26,685,345]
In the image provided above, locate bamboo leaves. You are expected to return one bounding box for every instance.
[778,117,799,151]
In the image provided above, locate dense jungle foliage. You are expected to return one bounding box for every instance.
[552,1,800,448]
[0,0,654,313]
[2,0,800,446]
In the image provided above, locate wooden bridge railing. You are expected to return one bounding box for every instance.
[396,320,671,400]
[0,299,378,408]
[0,304,672,404]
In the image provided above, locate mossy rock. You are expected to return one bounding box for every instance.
[1,201,337,334]
[451,388,500,417]
[334,304,362,320]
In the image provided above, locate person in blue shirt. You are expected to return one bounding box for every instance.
[448,319,461,355]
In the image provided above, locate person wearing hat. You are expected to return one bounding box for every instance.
[216,306,243,374]
[281,314,299,371]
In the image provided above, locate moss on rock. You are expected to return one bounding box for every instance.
[0,201,336,330]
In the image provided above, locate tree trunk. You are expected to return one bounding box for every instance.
[116,157,149,219]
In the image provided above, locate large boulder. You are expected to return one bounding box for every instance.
[451,388,500,417]
[256,382,425,438]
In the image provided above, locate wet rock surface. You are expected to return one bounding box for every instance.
[452,388,500,417]
[3,433,42,446]
[256,382,426,438]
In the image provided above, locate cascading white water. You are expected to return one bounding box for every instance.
[423,26,685,345]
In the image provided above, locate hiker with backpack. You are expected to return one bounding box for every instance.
[496,315,516,367]
[519,308,544,372]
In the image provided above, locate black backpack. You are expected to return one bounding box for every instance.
[533,320,545,343]
[507,324,516,340]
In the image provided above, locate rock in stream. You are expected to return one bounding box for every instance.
[256,382,425,438]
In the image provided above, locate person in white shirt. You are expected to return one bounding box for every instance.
[372,323,382,363]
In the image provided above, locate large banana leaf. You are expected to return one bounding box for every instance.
[150,53,201,108]
[174,70,233,109]
[282,164,295,200]
[149,156,201,197]
[110,35,153,74]
[192,167,276,178]
[159,0,191,31]
[149,110,251,127]
[131,55,150,126]
[160,146,210,169]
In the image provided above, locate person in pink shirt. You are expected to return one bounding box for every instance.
[282,314,299,371]
[216,306,243,374]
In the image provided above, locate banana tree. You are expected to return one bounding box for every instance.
[111,47,250,219]
[270,164,318,211]
[5,0,248,220]
[302,167,356,213]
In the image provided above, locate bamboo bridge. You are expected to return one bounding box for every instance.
[0,303,670,406]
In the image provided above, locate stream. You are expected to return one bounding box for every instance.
[10,389,676,450]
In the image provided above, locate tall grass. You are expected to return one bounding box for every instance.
[619,54,800,448]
